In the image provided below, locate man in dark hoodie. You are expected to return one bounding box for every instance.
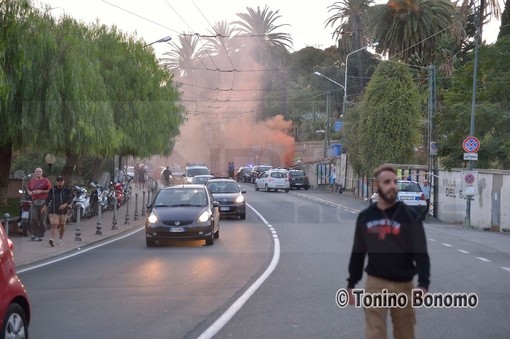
[347,164,430,339]
[42,176,73,247]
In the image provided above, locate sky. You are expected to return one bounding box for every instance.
[36,0,503,59]
[37,0,345,57]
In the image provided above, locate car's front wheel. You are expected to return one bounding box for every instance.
[146,238,156,247]
[205,228,215,245]
[255,184,259,191]
[239,212,246,220]
[1,303,28,339]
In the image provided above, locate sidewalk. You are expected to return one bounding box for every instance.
[11,187,151,268]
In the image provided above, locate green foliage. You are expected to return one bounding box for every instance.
[436,38,510,169]
[346,61,422,174]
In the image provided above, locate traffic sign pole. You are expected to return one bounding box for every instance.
[464,135,481,228]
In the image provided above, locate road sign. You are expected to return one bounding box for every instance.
[463,136,480,153]
[335,120,343,131]
[464,153,478,161]
[430,142,438,155]
[461,171,478,196]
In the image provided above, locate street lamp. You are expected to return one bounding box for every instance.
[45,153,56,176]
[343,42,379,114]
[316,129,326,158]
[144,35,172,47]
[314,72,345,158]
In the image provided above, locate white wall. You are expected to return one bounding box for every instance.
[437,169,510,230]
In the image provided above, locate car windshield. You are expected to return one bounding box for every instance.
[398,182,422,192]
[154,188,207,207]
[258,166,272,172]
[270,171,287,178]
[187,168,210,177]
[207,182,240,193]
[289,171,305,177]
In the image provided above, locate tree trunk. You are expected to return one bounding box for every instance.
[0,144,13,206]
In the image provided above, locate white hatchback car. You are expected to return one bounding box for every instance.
[369,180,427,219]
[255,169,290,193]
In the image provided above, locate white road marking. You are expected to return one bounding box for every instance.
[198,203,280,339]
[501,267,510,273]
[458,249,470,254]
[428,238,437,241]
[476,257,491,263]
[442,243,452,247]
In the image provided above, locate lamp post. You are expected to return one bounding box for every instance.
[144,35,172,47]
[343,43,378,115]
[314,72,345,157]
[45,153,56,176]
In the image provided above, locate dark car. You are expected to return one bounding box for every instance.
[0,223,31,338]
[145,184,220,246]
[250,165,273,184]
[206,178,247,219]
[288,169,310,190]
[235,166,253,183]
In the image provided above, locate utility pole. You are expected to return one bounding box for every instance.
[427,65,437,218]
[465,6,481,228]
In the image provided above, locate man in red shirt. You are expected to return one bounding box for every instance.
[28,167,52,241]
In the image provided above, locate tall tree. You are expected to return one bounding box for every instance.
[345,61,422,174]
[498,0,510,40]
[233,5,293,117]
[325,0,375,51]
[372,0,461,67]
[0,0,31,202]
[436,38,510,169]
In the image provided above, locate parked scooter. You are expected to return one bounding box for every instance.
[107,181,123,209]
[18,188,31,236]
[70,185,93,222]
[90,181,109,216]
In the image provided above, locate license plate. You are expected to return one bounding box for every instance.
[21,211,29,219]
[170,227,185,232]
[295,183,302,185]
[220,207,230,211]
[400,196,414,200]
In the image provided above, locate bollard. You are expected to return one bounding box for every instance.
[3,213,10,238]
[74,206,82,242]
[95,203,103,235]
[124,196,130,225]
[111,196,118,230]
[141,191,146,216]
[134,193,139,221]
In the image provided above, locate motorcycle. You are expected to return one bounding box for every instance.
[90,181,109,216]
[70,185,93,222]
[18,188,31,236]
[122,177,132,202]
[107,181,123,209]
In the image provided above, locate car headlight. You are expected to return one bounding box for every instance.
[198,211,211,223]
[235,195,245,203]
[147,212,158,224]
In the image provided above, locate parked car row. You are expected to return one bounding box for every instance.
[236,165,310,191]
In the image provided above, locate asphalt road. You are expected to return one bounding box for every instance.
[18,185,510,338]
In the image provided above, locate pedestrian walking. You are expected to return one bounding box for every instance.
[138,165,146,189]
[162,166,174,187]
[41,176,73,247]
[27,167,52,241]
[228,162,235,179]
[421,179,431,219]
[347,164,430,339]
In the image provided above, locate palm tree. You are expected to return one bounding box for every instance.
[233,5,293,61]
[233,5,294,118]
[372,0,462,66]
[324,0,375,51]
[160,33,209,78]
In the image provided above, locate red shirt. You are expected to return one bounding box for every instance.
[28,177,52,201]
